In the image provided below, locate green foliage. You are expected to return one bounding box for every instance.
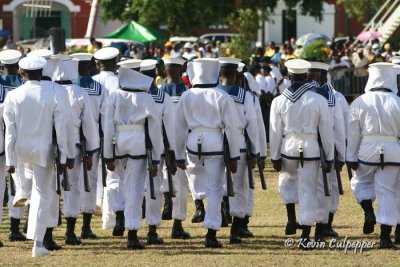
[337,0,386,20]
[299,39,329,62]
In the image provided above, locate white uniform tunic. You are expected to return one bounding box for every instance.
[175,85,241,231]
[161,82,189,221]
[270,81,334,226]
[61,82,99,218]
[0,85,10,223]
[104,88,163,230]
[347,90,400,226]
[4,80,68,241]
[219,85,259,219]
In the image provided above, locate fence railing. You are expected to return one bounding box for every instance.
[330,67,369,98]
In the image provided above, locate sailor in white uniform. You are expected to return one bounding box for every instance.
[4,56,69,257]
[347,62,400,249]
[104,68,163,250]
[175,58,241,248]
[270,59,334,247]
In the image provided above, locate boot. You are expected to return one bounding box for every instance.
[314,223,326,242]
[205,229,223,248]
[221,202,228,227]
[395,224,400,245]
[360,200,376,234]
[239,216,254,238]
[162,193,172,220]
[223,196,232,224]
[285,203,297,235]
[147,225,164,245]
[127,230,145,250]
[299,226,312,250]
[0,240,3,247]
[171,219,191,239]
[65,217,82,245]
[230,217,243,244]
[112,211,125,236]
[191,199,205,223]
[324,212,339,237]
[379,224,396,249]
[81,213,97,239]
[8,217,27,241]
[43,228,62,251]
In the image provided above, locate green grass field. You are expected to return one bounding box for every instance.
[0,166,397,266]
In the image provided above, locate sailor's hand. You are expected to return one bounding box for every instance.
[152,164,158,177]
[177,162,187,170]
[230,160,238,174]
[7,166,15,174]
[106,161,115,171]
[272,159,282,172]
[86,154,93,171]
[325,161,332,173]
[335,161,344,172]
[251,158,257,169]
[66,161,74,169]
[58,164,66,175]
[348,162,358,171]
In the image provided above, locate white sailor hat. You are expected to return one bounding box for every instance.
[284,59,311,74]
[51,54,72,61]
[391,56,400,64]
[140,59,158,72]
[183,42,193,49]
[18,56,46,70]
[43,58,59,78]
[163,57,185,67]
[191,58,220,86]
[119,67,153,91]
[365,62,397,94]
[27,49,53,59]
[309,61,330,71]
[94,47,119,61]
[117,59,142,69]
[219,57,241,68]
[393,65,400,75]
[53,58,78,81]
[70,53,94,62]
[237,62,245,72]
[0,49,22,65]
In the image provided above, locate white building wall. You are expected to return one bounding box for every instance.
[92,7,123,38]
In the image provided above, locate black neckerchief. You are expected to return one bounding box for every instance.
[370,88,392,92]
[55,80,73,85]
[192,83,218,88]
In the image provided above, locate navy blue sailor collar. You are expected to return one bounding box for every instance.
[281,81,315,103]
[218,84,246,104]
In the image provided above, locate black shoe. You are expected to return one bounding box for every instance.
[285,222,297,235]
[113,211,125,237]
[147,225,164,245]
[314,223,326,242]
[229,217,243,244]
[192,200,205,223]
[162,193,173,220]
[8,231,27,242]
[395,225,400,245]
[65,233,82,245]
[363,212,376,234]
[324,228,339,237]
[127,230,145,250]
[81,213,97,239]
[205,229,223,248]
[238,228,254,238]
[171,220,191,239]
[299,238,314,250]
[380,238,397,249]
[43,228,62,251]
[379,224,397,249]
[0,240,3,247]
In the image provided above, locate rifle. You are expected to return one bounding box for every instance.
[223,134,235,197]
[317,132,330,197]
[99,118,107,187]
[8,173,15,197]
[162,123,176,198]
[145,119,156,200]
[346,163,353,180]
[53,128,70,195]
[334,149,344,195]
[80,127,91,193]
[258,156,267,190]
[244,130,254,190]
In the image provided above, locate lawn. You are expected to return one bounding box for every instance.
[0,166,397,266]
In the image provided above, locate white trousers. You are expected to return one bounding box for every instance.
[63,149,82,218]
[187,155,206,201]
[187,154,224,231]
[315,169,334,223]
[278,159,299,204]
[0,157,6,224]
[81,152,100,214]
[229,155,250,219]
[145,160,163,226]
[122,158,147,230]
[330,170,340,213]
[26,163,54,241]
[8,164,27,219]
[171,168,189,221]
[351,164,376,204]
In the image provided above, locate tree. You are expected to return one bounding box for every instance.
[99,0,325,36]
[337,0,386,20]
